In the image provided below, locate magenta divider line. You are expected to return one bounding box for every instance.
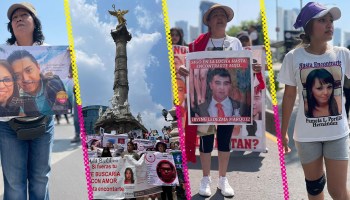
[77,105,93,200]
[272,105,289,200]
[175,105,192,200]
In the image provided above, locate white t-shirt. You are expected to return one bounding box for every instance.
[277,46,350,142]
[205,35,242,52]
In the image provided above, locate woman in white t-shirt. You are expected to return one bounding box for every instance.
[278,2,350,199]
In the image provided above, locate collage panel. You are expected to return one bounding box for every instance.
[168,0,284,199]
[69,0,187,199]
[0,0,87,199]
[266,0,350,199]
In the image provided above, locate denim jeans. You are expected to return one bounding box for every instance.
[0,116,54,200]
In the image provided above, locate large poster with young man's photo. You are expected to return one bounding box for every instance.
[186,50,253,125]
[0,46,72,117]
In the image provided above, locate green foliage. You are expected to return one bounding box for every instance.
[226,13,264,45]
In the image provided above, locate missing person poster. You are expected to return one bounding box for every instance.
[90,157,125,199]
[186,50,253,125]
[144,152,179,186]
[0,46,72,117]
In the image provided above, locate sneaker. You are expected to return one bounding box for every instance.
[218,176,234,197]
[198,176,212,197]
[70,136,81,143]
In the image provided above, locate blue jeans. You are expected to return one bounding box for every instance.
[0,116,54,200]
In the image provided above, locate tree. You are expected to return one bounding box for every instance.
[226,13,264,45]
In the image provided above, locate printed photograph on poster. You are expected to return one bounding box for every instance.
[133,139,155,152]
[173,45,189,81]
[0,46,72,117]
[300,66,342,119]
[124,155,163,198]
[186,50,253,125]
[145,152,179,186]
[231,45,267,152]
[89,157,125,199]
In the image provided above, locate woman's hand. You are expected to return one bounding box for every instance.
[282,134,291,154]
[252,63,262,73]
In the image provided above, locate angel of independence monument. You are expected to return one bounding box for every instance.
[94,5,147,135]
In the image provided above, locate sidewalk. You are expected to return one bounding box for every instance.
[188,132,284,200]
[0,118,88,200]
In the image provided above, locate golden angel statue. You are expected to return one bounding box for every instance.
[108,4,128,27]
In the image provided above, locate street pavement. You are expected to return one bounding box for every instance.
[0,117,88,200]
[188,133,284,200]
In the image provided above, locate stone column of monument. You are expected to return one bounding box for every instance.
[111,25,131,106]
[94,7,147,135]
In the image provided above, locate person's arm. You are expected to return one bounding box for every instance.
[281,85,296,154]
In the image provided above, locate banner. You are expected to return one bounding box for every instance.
[90,156,163,199]
[0,46,72,116]
[90,157,125,199]
[133,138,155,153]
[145,152,179,186]
[186,50,253,125]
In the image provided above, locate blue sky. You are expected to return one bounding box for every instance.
[70,0,172,132]
[0,0,68,45]
[168,0,261,40]
[265,0,350,41]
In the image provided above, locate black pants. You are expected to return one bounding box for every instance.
[199,125,234,153]
[161,186,173,200]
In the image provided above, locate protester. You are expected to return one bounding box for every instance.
[278,2,350,199]
[184,4,245,197]
[170,27,187,46]
[121,141,140,161]
[0,3,61,199]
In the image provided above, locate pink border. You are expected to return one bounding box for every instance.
[175,105,192,199]
[77,105,93,200]
[273,105,289,199]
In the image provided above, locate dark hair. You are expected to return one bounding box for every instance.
[297,19,314,46]
[7,50,39,66]
[156,160,176,183]
[207,68,231,84]
[305,68,339,117]
[155,142,167,152]
[170,27,187,46]
[124,168,135,184]
[7,8,45,45]
[0,60,19,106]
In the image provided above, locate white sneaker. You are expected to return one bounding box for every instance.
[218,176,234,197]
[198,176,212,197]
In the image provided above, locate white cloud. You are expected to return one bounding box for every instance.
[71,0,169,132]
[134,5,153,29]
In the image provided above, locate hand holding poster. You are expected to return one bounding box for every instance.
[187,50,253,125]
[0,46,72,117]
